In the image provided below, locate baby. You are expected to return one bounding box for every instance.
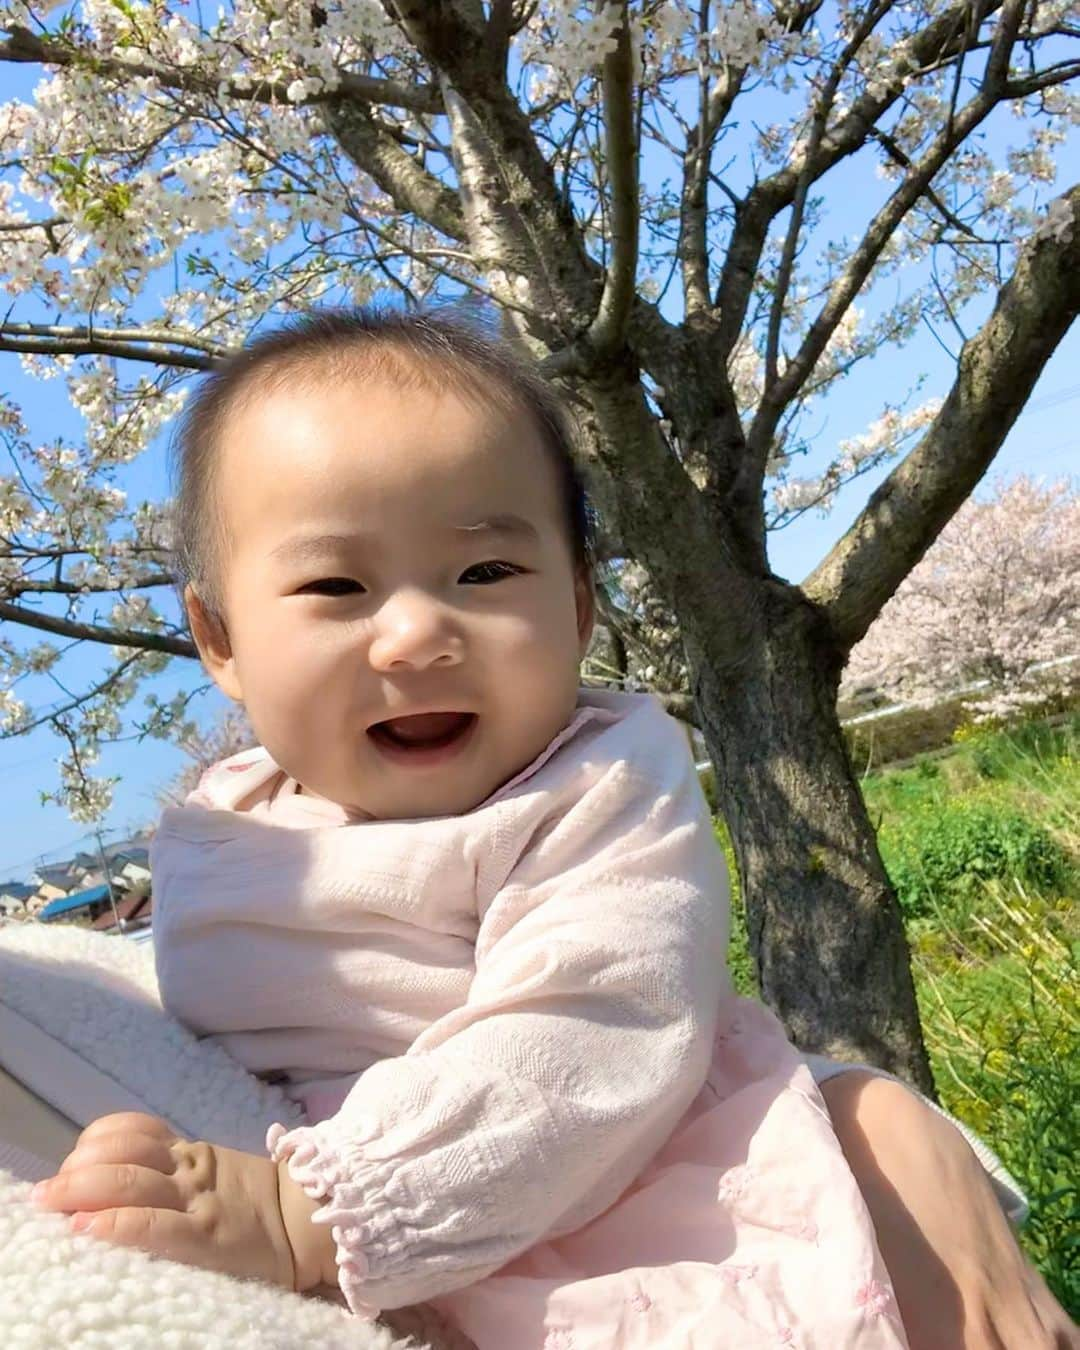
[26,310,1012,1347]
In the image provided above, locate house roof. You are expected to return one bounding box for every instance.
[35,863,81,889]
[91,891,152,931]
[116,850,151,868]
[72,844,151,872]
[37,884,114,922]
[27,835,153,897]
[0,882,35,901]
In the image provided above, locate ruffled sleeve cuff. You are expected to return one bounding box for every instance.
[267,1120,389,1319]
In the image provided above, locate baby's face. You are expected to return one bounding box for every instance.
[194,374,594,820]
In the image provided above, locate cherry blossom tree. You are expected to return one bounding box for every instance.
[843,475,1080,718]
[2,0,1079,1089]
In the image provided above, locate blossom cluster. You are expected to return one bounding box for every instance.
[584,559,690,700]
[843,477,1080,719]
[770,398,942,521]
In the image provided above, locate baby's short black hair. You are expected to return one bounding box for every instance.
[170,306,596,618]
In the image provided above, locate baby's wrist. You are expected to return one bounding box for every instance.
[276,1156,339,1293]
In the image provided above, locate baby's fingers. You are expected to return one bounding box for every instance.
[69,1205,210,1270]
[71,1205,262,1285]
[58,1129,177,1178]
[74,1112,178,1147]
[34,1161,182,1216]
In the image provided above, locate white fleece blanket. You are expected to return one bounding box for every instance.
[0,923,473,1350]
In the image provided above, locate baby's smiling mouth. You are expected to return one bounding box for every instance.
[367,711,476,751]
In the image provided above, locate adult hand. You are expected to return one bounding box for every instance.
[31,1111,299,1291]
[820,1071,1078,1350]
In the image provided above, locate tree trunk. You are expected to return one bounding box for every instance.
[577,362,934,1094]
[681,576,935,1096]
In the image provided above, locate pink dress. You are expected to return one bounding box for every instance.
[152,690,908,1349]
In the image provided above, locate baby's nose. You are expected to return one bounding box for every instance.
[367,593,465,672]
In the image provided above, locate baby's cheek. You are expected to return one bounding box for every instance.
[242,662,329,754]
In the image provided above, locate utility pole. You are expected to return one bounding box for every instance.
[95,828,123,932]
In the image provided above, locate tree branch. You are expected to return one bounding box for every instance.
[747,86,997,466]
[0,324,218,370]
[868,127,980,238]
[323,101,467,241]
[765,0,895,391]
[1004,62,1080,97]
[0,24,443,114]
[0,598,196,657]
[714,0,1004,357]
[0,216,68,235]
[485,0,521,73]
[0,322,228,358]
[387,0,596,334]
[3,572,175,597]
[1,651,145,741]
[751,0,1027,464]
[678,2,743,318]
[586,1,639,357]
[803,183,1080,651]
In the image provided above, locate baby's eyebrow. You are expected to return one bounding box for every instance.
[269,533,355,564]
[269,515,540,563]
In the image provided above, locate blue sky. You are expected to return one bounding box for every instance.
[0,54,1077,880]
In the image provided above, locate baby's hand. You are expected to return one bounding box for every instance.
[31,1112,302,1291]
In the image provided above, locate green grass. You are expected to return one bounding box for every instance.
[912,879,1078,1308]
[864,714,1079,1314]
[722,712,1080,1316]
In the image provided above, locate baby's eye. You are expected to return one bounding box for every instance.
[298,577,365,597]
[460,560,525,585]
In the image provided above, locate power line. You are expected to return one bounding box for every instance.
[1021,383,1080,416]
[0,747,64,773]
[0,825,128,880]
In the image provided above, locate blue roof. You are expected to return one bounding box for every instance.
[0,882,35,900]
[38,884,113,921]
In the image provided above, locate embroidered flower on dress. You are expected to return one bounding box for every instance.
[718,1163,752,1203]
[855,1278,896,1318]
[628,1291,652,1313]
[543,1329,575,1350]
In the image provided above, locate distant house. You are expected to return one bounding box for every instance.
[110,848,151,886]
[71,841,146,872]
[75,840,152,883]
[0,882,36,918]
[37,883,117,926]
[23,831,151,907]
[26,865,81,915]
[90,890,152,935]
[10,833,155,925]
[118,853,151,885]
[32,861,84,894]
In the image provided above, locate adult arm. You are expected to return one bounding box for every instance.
[819,1070,1078,1350]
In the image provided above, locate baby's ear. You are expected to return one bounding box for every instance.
[185,586,243,702]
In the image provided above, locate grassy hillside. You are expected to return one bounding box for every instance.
[722,713,1079,1316]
